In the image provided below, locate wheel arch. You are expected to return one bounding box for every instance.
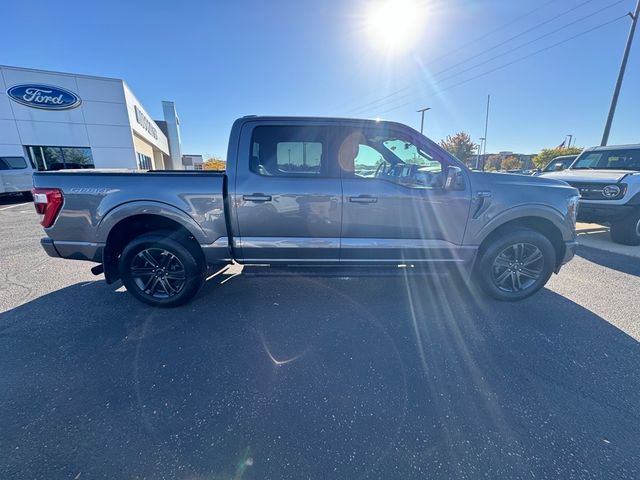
[473,209,568,270]
[102,212,205,284]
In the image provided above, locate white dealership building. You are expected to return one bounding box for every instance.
[0,65,183,170]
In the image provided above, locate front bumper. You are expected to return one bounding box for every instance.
[577,203,637,224]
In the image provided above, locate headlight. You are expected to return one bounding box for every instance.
[602,184,621,198]
[567,195,579,227]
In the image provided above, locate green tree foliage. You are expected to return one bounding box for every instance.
[501,156,524,171]
[484,155,502,171]
[439,132,477,167]
[203,155,226,170]
[532,147,582,169]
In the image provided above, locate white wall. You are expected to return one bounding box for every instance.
[123,83,169,155]
[0,66,142,169]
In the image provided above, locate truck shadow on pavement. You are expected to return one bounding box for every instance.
[577,245,640,277]
[1,276,639,480]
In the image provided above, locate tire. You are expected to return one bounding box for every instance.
[475,228,556,301]
[21,191,33,200]
[610,210,640,246]
[118,233,205,307]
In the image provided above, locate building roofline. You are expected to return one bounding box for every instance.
[0,64,123,83]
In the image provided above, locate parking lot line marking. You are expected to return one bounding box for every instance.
[0,202,30,211]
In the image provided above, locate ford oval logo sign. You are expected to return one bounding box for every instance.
[7,84,81,110]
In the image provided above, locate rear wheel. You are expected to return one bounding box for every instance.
[610,210,640,246]
[119,233,204,307]
[476,229,556,301]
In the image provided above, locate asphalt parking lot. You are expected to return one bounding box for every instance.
[1,197,640,480]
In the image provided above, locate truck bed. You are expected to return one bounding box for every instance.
[33,170,229,263]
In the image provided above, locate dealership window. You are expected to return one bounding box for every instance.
[27,146,94,171]
[137,152,152,170]
[0,157,29,170]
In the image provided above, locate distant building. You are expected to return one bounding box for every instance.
[182,154,204,170]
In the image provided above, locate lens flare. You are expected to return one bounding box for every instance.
[365,0,426,52]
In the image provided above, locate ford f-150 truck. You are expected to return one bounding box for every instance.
[33,116,579,307]
[541,144,640,245]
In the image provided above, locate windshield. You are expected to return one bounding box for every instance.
[543,156,576,172]
[572,149,640,171]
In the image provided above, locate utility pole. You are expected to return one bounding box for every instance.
[417,107,431,134]
[601,0,640,146]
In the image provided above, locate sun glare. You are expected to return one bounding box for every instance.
[365,0,426,52]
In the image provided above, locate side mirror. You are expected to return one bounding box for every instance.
[444,166,463,191]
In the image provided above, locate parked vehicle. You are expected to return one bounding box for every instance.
[541,144,640,245]
[0,156,35,198]
[538,155,578,175]
[33,116,579,307]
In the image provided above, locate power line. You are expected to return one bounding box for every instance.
[433,0,626,85]
[427,0,563,65]
[433,0,597,78]
[340,1,566,115]
[372,14,628,117]
[342,0,607,117]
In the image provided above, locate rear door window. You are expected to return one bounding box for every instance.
[250,126,330,177]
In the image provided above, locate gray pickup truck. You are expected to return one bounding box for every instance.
[33,116,579,307]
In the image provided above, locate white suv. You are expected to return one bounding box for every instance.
[0,156,35,198]
[542,144,640,245]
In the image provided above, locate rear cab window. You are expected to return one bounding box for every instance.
[250,126,329,177]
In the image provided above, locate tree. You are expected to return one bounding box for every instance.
[203,155,226,171]
[501,156,524,171]
[439,132,477,167]
[532,147,582,170]
[484,154,502,171]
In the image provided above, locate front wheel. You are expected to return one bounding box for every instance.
[475,229,556,301]
[118,233,205,307]
[610,210,640,245]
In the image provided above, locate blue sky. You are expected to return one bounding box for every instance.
[1,0,638,157]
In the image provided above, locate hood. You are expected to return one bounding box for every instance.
[471,171,576,190]
[540,169,636,183]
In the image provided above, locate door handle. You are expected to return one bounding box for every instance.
[243,194,272,202]
[349,195,378,204]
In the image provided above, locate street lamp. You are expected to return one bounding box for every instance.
[417,107,431,134]
[476,137,485,170]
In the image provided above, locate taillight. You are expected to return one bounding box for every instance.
[32,188,64,228]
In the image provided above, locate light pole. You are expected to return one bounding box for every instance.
[417,107,431,134]
[482,94,490,159]
[476,137,485,170]
[601,0,640,146]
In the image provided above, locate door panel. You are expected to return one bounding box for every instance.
[233,124,342,262]
[336,125,472,262]
[341,178,470,261]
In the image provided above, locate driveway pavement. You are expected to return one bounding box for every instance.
[1,200,640,479]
